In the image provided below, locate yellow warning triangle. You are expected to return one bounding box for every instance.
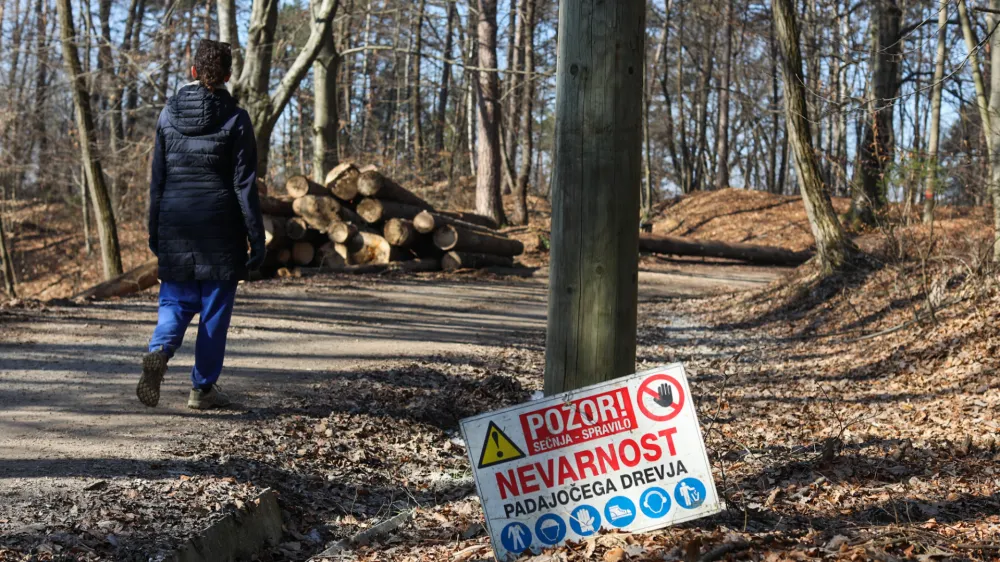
[477,421,526,468]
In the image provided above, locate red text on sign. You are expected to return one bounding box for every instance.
[519,388,637,455]
[496,428,678,499]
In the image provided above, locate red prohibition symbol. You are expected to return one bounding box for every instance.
[636,373,686,422]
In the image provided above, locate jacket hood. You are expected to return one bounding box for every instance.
[166,84,238,136]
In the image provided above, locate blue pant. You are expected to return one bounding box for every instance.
[149,280,239,390]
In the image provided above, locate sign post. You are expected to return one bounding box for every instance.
[460,364,722,560]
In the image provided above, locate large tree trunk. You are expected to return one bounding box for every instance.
[639,234,813,266]
[474,0,506,225]
[511,0,535,226]
[312,24,339,183]
[849,0,901,225]
[56,0,123,280]
[773,0,852,274]
[714,0,734,190]
[545,0,644,395]
[923,0,947,224]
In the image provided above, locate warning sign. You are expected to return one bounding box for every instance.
[478,422,526,468]
[460,364,721,561]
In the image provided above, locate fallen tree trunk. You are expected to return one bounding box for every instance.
[293,195,341,232]
[285,175,327,198]
[412,210,498,235]
[299,258,441,276]
[356,170,433,210]
[433,225,525,256]
[441,251,514,270]
[325,162,361,202]
[638,234,814,266]
[383,218,419,248]
[73,258,159,300]
[356,198,425,224]
[436,210,499,230]
[260,196,296,217]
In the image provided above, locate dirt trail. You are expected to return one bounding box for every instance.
[0,266,777,469]
[0,265,781,559]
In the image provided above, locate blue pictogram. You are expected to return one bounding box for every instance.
[674,477,707,509]
[639,486,672,518]
[568,504,601,536]
[534,513,567,545]
[500,521,532,554]
[603,496,637,527]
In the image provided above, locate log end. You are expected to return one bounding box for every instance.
[356,170,385,197]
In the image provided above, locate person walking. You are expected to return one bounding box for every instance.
[137,40,266,410]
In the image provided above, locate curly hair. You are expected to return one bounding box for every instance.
[194,40,233,91]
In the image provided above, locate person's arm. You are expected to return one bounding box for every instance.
[148,111,168,256]
[232,111,266,270]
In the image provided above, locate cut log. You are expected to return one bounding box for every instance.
[334,232,406,264]
[286,218,311,240]
[277,248,292,265]
[356,198,425,224]
[412,210,498,235]
[260,196,296,217]
[73,258,159,300]
[435,210,500,230]
[285,175,327,198]
[292,241,316,266]
[638,234,814,266]
[325,162,361,202]
[433,225,525,256]
[441,251,514,270]
[329,221,359,244]
[383,219,418,248]
[293,195,341,232]
[356,170,433,209]
[315,242,347,267]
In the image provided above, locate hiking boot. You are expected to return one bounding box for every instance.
[187,385,232,410]
[136,350,169,407]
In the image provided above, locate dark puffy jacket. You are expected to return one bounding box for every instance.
[149,84,265,281]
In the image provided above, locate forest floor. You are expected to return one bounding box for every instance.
[2,190,1000,561]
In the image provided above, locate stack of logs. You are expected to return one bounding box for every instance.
[259,164,524,274]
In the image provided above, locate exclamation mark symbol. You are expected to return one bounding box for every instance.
[492,430,503,458]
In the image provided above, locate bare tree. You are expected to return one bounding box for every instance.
[219,0,341,177]
[715,0,734,190]
[849,0,901,226]
[773,0,852,274]
[923,0,947,224]
[511,0,535,226]
[56,0,123,279]
[474,0,506,225]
